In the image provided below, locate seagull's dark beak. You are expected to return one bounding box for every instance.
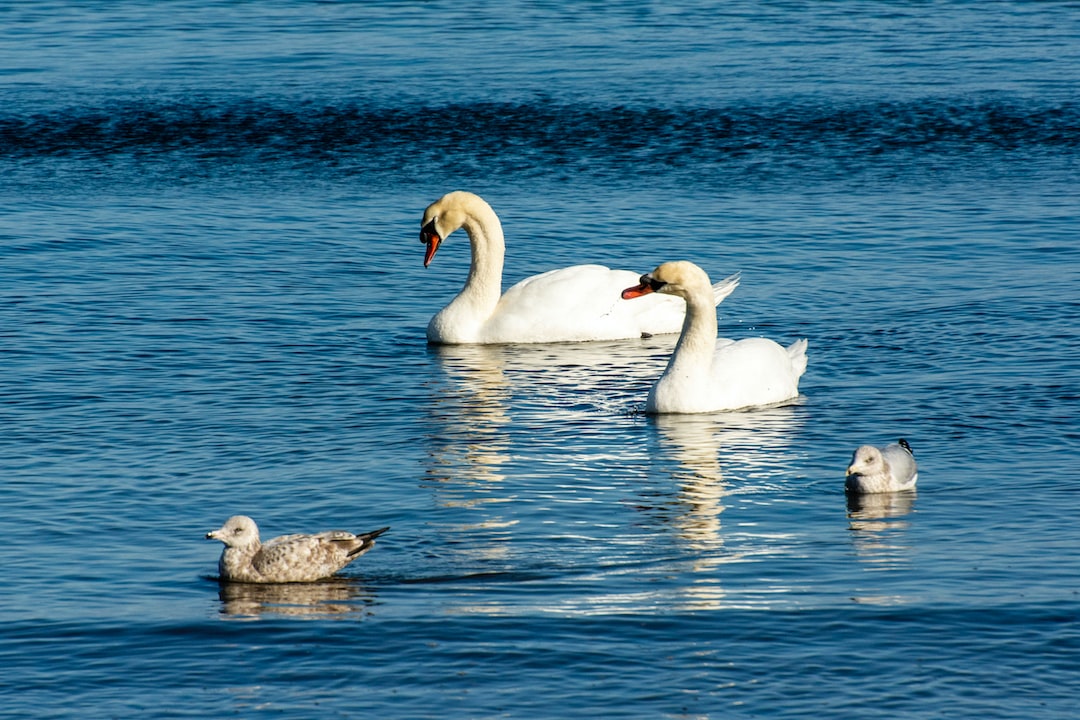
[421,219,441,268]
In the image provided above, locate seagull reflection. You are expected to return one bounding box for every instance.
[846,490,917,573]
[215,578,378,619]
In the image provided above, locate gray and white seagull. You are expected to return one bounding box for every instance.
[207,515,389,583]
[845,438,918,494]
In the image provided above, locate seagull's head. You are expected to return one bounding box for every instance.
[846,446,886,480]
[206,515,260,548]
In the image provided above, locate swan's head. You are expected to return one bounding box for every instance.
[420,191,487,268]
[206,515,260,548]
[621,260,711,301]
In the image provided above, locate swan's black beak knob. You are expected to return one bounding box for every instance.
[421,219,441,267]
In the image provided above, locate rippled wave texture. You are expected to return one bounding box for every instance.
[3,99,1077,168]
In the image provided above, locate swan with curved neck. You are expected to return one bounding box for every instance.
[420,191,739,344]
[622,260,808,413]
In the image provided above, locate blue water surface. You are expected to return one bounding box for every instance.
[1,2,1078,718]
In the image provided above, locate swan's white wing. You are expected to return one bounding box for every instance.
[706,337,804,410]
[479,265,675,343]
[481,265,737,343]
[650,337,804,413]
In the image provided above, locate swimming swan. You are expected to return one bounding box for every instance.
[420,191,739,344]
[622,260,808,413]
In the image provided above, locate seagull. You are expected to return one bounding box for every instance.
[206,515,389,583]
[845,438,918,494]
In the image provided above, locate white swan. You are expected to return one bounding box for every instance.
[622,260,808,414]
[845,439,918,494]
[420,191,739,344]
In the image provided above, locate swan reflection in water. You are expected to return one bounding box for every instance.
[426,343,514,488]
[650,405,805,610]
[426,341,808,613]
[215,578,379,619]
[424,339,671,568]
[423,343,518,563]
[425,338,671,487]
[430,337,675,414]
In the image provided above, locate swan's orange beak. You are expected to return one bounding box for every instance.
[621,282,652,300]
[622,274,656,300]
[421,219,441,268]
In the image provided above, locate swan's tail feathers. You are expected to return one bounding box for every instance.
[786,338,809,378]
[711,272,741,307]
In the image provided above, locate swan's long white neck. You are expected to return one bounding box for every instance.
[428,196,505,342]
[458,205,505,312]
[663,282,718,381]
